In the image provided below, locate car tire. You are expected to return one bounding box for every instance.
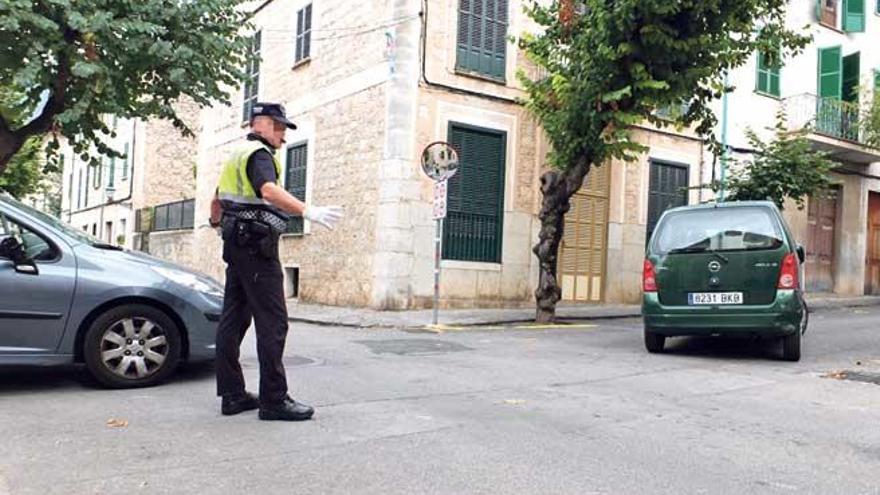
[644,327,665,353]
[83,304,183,388]
[781,330,801,362]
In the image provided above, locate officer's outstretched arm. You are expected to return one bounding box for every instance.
[260,183,344,230]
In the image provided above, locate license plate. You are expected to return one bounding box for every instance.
[688,292,743,305]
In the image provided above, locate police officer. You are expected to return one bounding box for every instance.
[210,102,342,421]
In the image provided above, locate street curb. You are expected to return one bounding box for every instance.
[287,297,880,330]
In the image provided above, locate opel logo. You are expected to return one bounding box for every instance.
[708,260,722,273]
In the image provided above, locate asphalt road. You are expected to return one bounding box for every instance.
[2,307,880,495]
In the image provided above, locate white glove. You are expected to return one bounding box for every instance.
[303,205,344,230]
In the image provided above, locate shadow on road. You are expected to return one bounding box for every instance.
[0,361,216,394]
[663,336,784,361]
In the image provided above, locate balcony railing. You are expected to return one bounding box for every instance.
[784,93,866,144]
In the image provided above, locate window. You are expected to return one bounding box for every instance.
[647,161,689,244]
[653,208,783,255]
[818,0,839,28]
[0,214,54,261]
[84,166,90,205]
[152,199,195,232]
[295,4,312,64]
[77,169,83,209]
[284,143,308,234]
[842,0,865,32]
[443,123,506,263]
[456,0,508,80]
[756,52,781,97]
[121,143,129,180]
[91,163,102,189]
[242,31,262,122]
[108,157,116,188]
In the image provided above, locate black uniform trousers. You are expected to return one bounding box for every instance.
[215,237,289,405]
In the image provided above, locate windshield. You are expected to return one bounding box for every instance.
[1,194,104,246]
[652,207,785,255]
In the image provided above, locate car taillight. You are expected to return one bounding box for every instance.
[643,259,658,292]
[777,253,798,289]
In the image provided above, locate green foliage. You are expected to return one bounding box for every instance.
[863,91,880,149]
[0,86,50,198]
[518,0,812,170]
[718,111,836,209]
[0,136,43,198]
[0,0,250,169]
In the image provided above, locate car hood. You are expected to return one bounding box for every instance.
[75,244,222,287]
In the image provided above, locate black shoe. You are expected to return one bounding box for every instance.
[259,396,314,421]
[221,392,260,416]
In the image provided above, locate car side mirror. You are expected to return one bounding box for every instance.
[796,245,806,264]
[0,236,38,275]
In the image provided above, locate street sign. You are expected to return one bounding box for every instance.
[433,179,448,220]
[420,141,460,328]
[421,142,460,182]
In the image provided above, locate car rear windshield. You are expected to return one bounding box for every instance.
[652,207,785,255]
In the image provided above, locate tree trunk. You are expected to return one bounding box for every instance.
[0,129,25,176]
[533,159,592,323]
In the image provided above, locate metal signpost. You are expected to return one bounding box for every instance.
[420,142,460,327]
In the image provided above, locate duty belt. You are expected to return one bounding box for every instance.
[226,208,289,234]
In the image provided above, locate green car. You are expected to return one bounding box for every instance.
[642,201,807,361]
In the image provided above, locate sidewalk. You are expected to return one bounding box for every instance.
[286,293,880,330]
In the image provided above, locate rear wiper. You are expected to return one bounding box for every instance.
[91,242,123,251]
[668,246,729,263]
[669,246,709,254]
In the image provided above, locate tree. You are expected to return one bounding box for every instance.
[863,88,880,149]
[714,110,836,209]
[0,136,44,198]
[0,85,52,199]
[518,0,810,322]
[0,0,250,173]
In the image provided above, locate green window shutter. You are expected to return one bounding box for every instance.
[756,52,781,97]
[818,46,842,100]
[456,0,508,80]
[443,124,506,263]
[842,52,860,102]
[108,157,115,187]
[285,143,308,235]
[121,143,129,179]
[843,0,865,32]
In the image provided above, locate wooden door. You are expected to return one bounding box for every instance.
[866,192,880,294]
[806,193,837,293]
[559,164,610,303]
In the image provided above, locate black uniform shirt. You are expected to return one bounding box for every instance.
[245,133,278,198]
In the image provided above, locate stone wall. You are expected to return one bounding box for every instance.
[146,230,195,271]
[191,0,391,303]
[605,127,705,304]
[135,98,200,209]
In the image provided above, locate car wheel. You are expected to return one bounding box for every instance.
[83,304,183,388]
[644,327,665,353]
[781,330,801,362]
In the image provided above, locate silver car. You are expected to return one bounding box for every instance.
[0,194,221,388]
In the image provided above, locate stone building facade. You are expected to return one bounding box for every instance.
[60,101,199,263]
[187,0,702,308]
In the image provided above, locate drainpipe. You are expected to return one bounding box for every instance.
[719,71,730,202]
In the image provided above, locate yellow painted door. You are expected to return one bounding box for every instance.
[559,164,610,302]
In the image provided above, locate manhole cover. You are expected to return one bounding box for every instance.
[823,370,880,385]
[355,338,473,356]
[242,355,316,368]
